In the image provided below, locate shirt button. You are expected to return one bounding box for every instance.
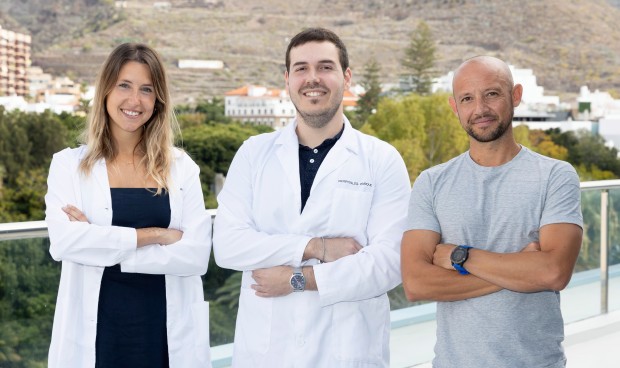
[296,335,305,346]
[313,149,318,153]
[309,159,315,163]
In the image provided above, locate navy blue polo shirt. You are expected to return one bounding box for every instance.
[298,124,345,212]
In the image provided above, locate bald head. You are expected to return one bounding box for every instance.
[448,55,523,145]
[452,56,514,92]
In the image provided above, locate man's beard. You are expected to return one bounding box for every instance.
[296,101,341,129]
[294,82,342,129]
[465,111,513,143]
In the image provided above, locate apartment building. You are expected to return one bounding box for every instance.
[0,24,31,97]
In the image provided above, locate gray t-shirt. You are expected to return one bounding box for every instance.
[407,146,583,368]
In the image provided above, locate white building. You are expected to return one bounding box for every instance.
[0,67,87,114]
[224,85,296,129]
[432,65,565,119]
[513,120,594,134]
[178,59,224,70]
[577,86,620,120]
[0,95,75,114]
[598,115,620,151]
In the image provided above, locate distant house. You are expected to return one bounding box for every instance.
[342,90,358,111]
[577,86,620,120]
[224,85,296,129]
[178,59,224,70]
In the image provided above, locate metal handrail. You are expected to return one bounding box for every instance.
[0,220,48,240]
[1,182,619,313]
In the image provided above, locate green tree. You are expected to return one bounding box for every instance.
[176,98,232,126]
[547,128,620,178]
[195,97,232,124]
[182,122,272,208]
[0,238,59,368]
[527,128,569,160]
[208,271,242,345]
[19,110,69,168]
[362,93,467,181]
[401,21,438,95]
[354,57,382,128]
[513,124,533,148]
[0,169,48,222]
[0,108,31,186]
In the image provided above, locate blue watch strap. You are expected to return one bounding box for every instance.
[452,245,473,275]
[453,263,470,275]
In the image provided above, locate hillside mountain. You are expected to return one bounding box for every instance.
[2,0,620,104]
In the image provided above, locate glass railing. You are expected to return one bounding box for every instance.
[1,180,619,367]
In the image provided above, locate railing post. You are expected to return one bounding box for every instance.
[600,189,609,315]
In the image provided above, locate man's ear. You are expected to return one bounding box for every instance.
[449,96,458,116]
[344,67,352,90]
[512,84,523,108]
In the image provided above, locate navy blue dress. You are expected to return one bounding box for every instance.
[95,188,170,368]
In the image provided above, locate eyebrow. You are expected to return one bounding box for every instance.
[291,59,337,67]
[118,78,153,87]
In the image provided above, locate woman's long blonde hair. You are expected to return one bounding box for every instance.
[79,43,179,194]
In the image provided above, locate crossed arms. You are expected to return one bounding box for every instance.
[401,222,583,302]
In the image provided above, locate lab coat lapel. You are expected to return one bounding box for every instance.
[311,119,357,191]
[88,159,113,221]
[275,122,302,200]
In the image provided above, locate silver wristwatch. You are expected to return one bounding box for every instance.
[289,267,306,292]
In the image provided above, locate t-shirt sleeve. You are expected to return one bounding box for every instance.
[541,162,583,228]
[406,170,441,233]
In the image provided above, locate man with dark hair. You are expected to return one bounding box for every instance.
[213,27,410,367]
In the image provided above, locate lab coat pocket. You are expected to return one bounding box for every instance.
[237,288,273,355]
[329,188,373,235]
[191,301,211,363]
[332,295,388,364]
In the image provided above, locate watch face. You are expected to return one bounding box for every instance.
[451,247,468,264]
[291,274,305,290]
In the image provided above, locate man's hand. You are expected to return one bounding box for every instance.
[252,266,294,297]
[303,237,362,262]
[521,241,541,252]
[432,243,455,270]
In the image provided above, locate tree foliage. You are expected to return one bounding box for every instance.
[0,238,59,367]
[362,93,468,181]
[176,97,232,127]
[354,57,382,128]
[401,21,438,95]
[547,128,620,179]
[182,121,272,208]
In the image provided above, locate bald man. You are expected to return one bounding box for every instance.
[401,56,583,367]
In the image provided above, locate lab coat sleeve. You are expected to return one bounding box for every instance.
[120,155,212,277]
[313,146,410,306]
[45,149,137,266]
[213,141,311,271]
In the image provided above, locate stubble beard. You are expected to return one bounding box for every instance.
[465,111,514,143]
[296,101,341,129]
[294,82,343,129]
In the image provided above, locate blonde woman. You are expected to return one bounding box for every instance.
[45,43,212,368]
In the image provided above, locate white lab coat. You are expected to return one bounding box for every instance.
[213,118,411,368]
[45,145,212,368]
